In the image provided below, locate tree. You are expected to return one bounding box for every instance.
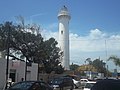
[70,63,79,71]
[0,21,64,74]
[0,22,12,52]
[108,55,120,67]
[74,58,109,77]
[76,64,97,76]
[92,59,107,76]
[40,38,64,74]
[85,58,92,65]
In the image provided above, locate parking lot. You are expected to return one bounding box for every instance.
[74,88,83,90]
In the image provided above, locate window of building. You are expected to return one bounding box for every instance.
[61,31,63,34]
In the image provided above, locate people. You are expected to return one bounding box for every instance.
[40,78,43,81]
[21,78,24,81]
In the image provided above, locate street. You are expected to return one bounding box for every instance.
[73,87,83,90]
[74,88,83,90]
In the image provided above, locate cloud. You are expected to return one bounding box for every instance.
[41,28,120,68]
[41,28,59,40]
[30,13,46,18]
[40,23,58,40]
[69,29,107,52]
[42,28,120,53]
[89,29,107,39]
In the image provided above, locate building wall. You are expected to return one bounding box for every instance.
[58,6,71,70]
[0,58,38,89]
[9,60,25,82]
[27,63,38,81]
[0,58,6,90]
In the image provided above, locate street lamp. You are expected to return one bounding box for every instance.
[5,22,11,89]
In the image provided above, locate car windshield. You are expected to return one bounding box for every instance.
[85,83,95,88]
[10,82,34,90]
[51,78,63,84]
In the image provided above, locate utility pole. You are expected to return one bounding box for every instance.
[25,58,27,81]
[5,22,10,89]
[105,40,108,77]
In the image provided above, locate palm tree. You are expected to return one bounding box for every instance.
[108,55,120,67]
[85,58,92,65]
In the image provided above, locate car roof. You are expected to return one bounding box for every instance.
[53,76,72,79]
[81,79,88,80]
[91,79,120,90]
[86,81,96,83]
[18,80,45,83]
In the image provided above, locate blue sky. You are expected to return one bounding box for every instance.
[0,0,120,35]
[0,0,120,71]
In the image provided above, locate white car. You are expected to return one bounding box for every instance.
[83,81,96,90]
[80,79,89,86]
[72,79,81,88]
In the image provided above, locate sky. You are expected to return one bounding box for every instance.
[0,0,120,71]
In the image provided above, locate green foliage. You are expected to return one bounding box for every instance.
[54,65,64,74]
[0,22,12,51]
[92,59,106,73]
[85,58,92,65]
[77,58,108,76]
[108,55,120,67]
[0,21,64,74]
[70,63,79,71]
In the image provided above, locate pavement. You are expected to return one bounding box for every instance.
[73,87,83,90]
[74,89,83,90]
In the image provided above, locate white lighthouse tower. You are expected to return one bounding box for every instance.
[58,6,71,70]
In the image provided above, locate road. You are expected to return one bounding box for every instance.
[74,89,83,90]
[73,87,83,90]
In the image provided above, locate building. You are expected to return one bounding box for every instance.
[0,52,38,90]
[58,6,71,70]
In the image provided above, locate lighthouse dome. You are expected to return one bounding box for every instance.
[58,5,70,19]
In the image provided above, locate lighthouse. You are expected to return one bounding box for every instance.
[58,6,71,70]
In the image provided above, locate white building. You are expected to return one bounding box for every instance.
[0,52,38,90]
[58,6,71,70]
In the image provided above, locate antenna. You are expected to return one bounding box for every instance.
[105,39,109,77]
[57,0,69,7]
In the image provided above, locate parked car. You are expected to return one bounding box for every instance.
[80,79,89,87]
[83,81,96,90]
[72,79,81,88]
[63,74,81,89]
[49,76,74,90]
[91,79,120,90]
[6,81,53,90]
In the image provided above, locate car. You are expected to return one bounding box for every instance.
[72,79,81,88]
[91,79,120,90]
[49,76,74,90]
[63,74,81,89]
[6,81,53,90]
[83,81,96,90]
[80,79,89,87]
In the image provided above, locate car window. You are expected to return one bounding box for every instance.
[85,83,95,88]
[32,83,41,90]
[51,78,63,84]
[82,80,87,82]
[64,78,68,82]
[84,80,88,82]
[10,82,34,90]
[40,82,49,90]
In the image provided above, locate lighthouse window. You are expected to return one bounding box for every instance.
[61,31,63,34]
